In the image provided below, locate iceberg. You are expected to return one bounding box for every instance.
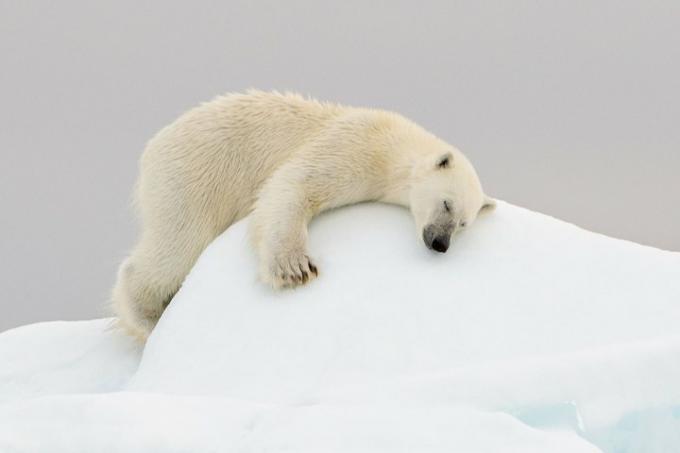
[1,202,679,452]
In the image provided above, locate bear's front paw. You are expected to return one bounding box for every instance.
[264,251,318,289]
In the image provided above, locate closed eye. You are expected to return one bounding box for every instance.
[443,200,451,213]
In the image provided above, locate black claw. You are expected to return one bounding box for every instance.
[297,264,307,282]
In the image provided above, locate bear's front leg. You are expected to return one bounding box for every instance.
[253,214,319,289]
[250,167,320,289]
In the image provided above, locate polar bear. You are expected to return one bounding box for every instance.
[112,90,494,341]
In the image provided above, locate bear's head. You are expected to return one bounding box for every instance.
[409,149,494,253]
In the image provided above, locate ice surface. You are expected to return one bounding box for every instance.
[1,202,679,452]
[0,319,140,405]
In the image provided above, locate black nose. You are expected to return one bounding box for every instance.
[431,235,450,253]
[423,226,451,253]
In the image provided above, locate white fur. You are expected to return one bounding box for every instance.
[112,90,492,341]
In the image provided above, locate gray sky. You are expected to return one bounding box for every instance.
[1,0,679,332]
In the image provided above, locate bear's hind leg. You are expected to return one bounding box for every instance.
[111,215,219,341]
[111,254,180,342]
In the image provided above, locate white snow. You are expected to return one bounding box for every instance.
[0,319,140,405]
[1,201,679,452]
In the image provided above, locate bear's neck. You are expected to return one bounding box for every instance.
[379,151,420,207]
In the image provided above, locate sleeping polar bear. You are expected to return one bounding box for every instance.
[112,91,494,340]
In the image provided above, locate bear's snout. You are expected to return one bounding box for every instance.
[423,225,451,253]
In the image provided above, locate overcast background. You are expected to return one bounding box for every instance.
[1,1,678,331]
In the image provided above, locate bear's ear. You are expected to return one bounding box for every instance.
[435,152,454,170]
[480,195,497,212]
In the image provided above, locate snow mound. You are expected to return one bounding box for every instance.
[1,202,679,452]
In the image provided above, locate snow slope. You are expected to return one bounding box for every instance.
[1,202,679,452]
